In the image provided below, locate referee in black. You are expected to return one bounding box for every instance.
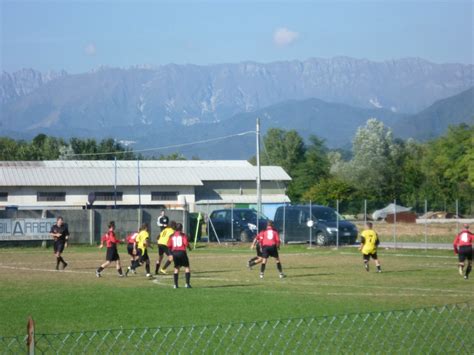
[49,216,69,270]
[157,209,169,232]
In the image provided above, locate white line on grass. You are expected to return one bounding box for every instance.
[340,252,454,259]
[0,264,92,275]
[1,264,469,297]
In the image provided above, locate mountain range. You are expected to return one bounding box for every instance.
[1,57,473,158]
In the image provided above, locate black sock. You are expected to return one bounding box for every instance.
[56,257,61,268]
[118,268,123,275]
[249,261,255,267]
[276,262,283,273]
[132,260,140,270]
[145,264,150,274]
[97,266,104,273]
[155,263,160,274]
[163,260,171,269]
[377,265,381,271]
[174,273,179,287]
[466,265,472,276]
[58,256,66,265]
[261,264,266,273]
[185,272,191,285]
[250,257,258,262]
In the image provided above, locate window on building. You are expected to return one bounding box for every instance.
[37,192,66,202]
[0,192,7,201]
[94,192,123,201]
[151,191,178,201]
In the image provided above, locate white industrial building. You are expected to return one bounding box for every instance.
[0,160,291,212]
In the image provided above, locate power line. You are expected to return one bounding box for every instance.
[64,130,256,158]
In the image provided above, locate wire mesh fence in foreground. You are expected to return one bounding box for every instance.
[2,302,472,354]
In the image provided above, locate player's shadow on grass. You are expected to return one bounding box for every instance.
[201,283,260,289]
[288,266,321,270]
[377,269,425,274]
[194,269,238,274]
[290,273,335,278]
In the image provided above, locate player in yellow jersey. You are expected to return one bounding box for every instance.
[155,220,176,275]
[359,222,381,272]
[126,223,152,278]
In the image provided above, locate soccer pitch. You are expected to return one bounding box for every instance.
[0,244,472,338]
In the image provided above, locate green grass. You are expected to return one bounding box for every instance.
[0,244,472,338]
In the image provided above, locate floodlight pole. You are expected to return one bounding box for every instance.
[256,118,262,231]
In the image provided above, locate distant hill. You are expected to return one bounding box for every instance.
[392,87,474,140]
[1,58,473,159]
[115,98,406,159]
[1,57,473,136]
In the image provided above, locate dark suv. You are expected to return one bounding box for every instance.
[208,208,268,242]
[274,205,358,245]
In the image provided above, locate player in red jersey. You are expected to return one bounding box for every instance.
[167,223,192,288]
[96,221,124,277]
[125,231,138,275]
[453,224,473,280]
[257,220,285,279]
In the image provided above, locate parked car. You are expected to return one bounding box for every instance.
[273,205,358,245]
[208,208,268,242]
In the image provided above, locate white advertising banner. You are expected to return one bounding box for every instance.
[0,218,56,241]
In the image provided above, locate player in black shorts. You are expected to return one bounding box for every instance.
[49,216,69,270]
[248,236,263,269]
[155,221,176,275]
[258,221,285,279]
[96,221,124,277]
[453,224,473,280]
[167,223,192,288]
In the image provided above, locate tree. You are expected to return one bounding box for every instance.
[303,177,356,205]
[332,118,398,200]
[255,129,331,202]
[261,128,305,173]
[288,135,330,201]
[419,124,474,212]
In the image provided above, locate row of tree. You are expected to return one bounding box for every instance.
[0,134,186,161]
[258,120,473,214]
[1,121,472,213]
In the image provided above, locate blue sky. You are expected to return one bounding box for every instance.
[1,0,472,73]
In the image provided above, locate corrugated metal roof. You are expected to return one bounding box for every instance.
[0,160,252,168]
[196,194,291,204]
[0,160,291,187]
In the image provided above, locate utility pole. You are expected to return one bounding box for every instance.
[256,118,262,230]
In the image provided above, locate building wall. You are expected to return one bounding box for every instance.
[0,186,195,209]
[196,181,286,199]
[0,208,188,244]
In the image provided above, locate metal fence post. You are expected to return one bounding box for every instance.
[207,202,210,243]
[89,208,95,245]
[336,199,340,249]
[364,199,367,225]
[456,199,459,232]
[231,202,234,239]
[424,199,428,251]
[309,200,312,248]
[393,199,397,249]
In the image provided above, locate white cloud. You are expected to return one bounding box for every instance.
[273,27,299,47]
[84,43,97,56]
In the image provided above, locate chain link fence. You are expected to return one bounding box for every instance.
[199,198,473,247]
[2,302,472,354]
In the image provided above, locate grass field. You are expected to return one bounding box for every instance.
[0,243,472,339]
